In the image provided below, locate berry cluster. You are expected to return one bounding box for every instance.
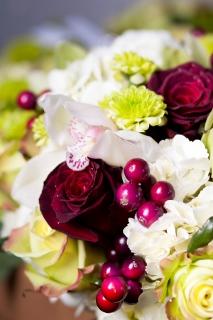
[96,235,145,313]
[116,158,175,227]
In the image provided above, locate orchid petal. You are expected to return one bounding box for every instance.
[12,149,65,208]
[89,130,160,167]
[39,94,115,147]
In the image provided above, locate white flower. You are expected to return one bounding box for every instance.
[124,218,175,277]
[95,308,130,320]
[48,48,114,103]
[48,30,181,103]
[110,30,181,67]
[134,290,167,320]
[1,206,32,238]
[150,135,210,200]
[95,290,167,320]
[188,185,213,226]
[124,185,213,279]
[79,80,122,105]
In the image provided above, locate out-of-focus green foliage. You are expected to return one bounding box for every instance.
[0,79,29,111]
[0,110,35,141]
[107,0,213,34]
[3,38,52,63]
[54,42,86,68]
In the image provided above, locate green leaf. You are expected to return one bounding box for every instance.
[0,109,35,141]
[0,237,6,247]
[0,252,22,279]
[187,217,213,253]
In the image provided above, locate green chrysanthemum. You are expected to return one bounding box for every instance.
[113,51,157,84]
[100,86,167,132]
[32,115,48,147]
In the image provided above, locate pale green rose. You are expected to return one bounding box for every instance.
[157,246,213,320]
[3,209,104,297]
[0,142,25,211]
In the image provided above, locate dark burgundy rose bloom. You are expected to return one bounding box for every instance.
[39,159,129,244]
[147,62,213,139]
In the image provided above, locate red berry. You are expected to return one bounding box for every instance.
[114,235,131,257]
[124,158,150,184]
[101,262,121,280]
[116,182,143,212]
[101,276,127,303]
[125,280,143,304]
[106,249,118,262]
[17,91,37,110]
[121,256,146,280]
[96,290,121,313]
[150,181,175,206]
[137,201,163,227]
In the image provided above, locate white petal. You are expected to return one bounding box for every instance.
[12,149,65,208]
[39,94,115,147]
[39,94,72,147]
[1,206,32,238]
[64,99,115,129]
[89,130,160,167]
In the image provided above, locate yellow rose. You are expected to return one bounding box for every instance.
[157,246,213,320]
[4,209,103,297]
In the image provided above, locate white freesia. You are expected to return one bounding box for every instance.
[150,135,210,200]
[124,185,213,278]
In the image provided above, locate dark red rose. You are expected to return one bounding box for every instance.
[147,62,213,139]
[39,159,128,244]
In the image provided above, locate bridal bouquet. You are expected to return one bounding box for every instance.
[3,30,213,320]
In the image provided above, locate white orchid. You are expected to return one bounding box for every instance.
[11,93,160,211]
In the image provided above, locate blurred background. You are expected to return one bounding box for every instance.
[1,0,213,47]
[0,0,136,47]
[0,0,213,319]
